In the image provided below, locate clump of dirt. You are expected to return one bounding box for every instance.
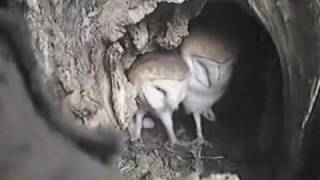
[117,119,240,180]
[118,129,197,180]
[119,145,193,179]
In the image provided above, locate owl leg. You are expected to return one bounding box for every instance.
[192,113,213,148]
[128,110,146,142]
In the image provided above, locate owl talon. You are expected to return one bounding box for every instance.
[192,137,213,148]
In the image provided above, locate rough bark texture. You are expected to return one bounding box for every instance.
[22,0,207,130]
[248,1,320,179]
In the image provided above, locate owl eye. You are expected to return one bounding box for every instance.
[154,85,167,97]
[192,59,211,88]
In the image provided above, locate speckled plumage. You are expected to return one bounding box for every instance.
[127,51,191,145]
[127,51,190,83]
[180,25,238,64]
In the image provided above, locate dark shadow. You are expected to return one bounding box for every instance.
[178,2,284,180]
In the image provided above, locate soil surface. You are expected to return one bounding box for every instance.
[117,111,248,180]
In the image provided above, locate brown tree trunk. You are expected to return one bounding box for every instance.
[249,1,320,179]
[17,0,320,179]
[23,0,206,130]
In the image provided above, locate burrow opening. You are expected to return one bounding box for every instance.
[125,2,284,179]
